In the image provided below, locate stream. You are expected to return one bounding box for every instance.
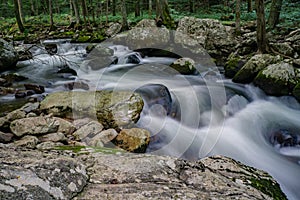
[1,39,300,199]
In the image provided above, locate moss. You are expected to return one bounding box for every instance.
[224,55,244,78]
[249,177,287,200]
[54,145,86,153]
[76,35,91,43]
[54,145,125,154]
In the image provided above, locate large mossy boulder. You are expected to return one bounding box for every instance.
[224,53,245,78]
[0,38,18,72]
[254,62,297,96]
[40,91,144,129]
[232,54,282,83]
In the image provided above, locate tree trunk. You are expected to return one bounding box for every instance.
[30,0,35,16]
[13,0,25,32]
[135,0,141,17]
[112,0,116,16]
[247,0,252,12]
[235,0,241,35]
[72,0,80,25]
[149,0,152,17]
[255,0,268,53]
[268,0,283,29]
[49,0,55,31]
[81,0,89,28]
[17,0,24,24]
[121,0,129,30]
[189,0,195,13]
[105,0,109,25]
[155,0,174,28]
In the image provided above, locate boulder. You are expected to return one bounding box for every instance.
[0,109,26,130]
[84,44,115,70]
[54,117,76,135]
[126,27,170,49]
[135,19,157,28]
[254,62,297,96]
[87,128,118,147]
[0,131,14,143]
[0,38,18,72]
[24,83,45,94]
[40,91,144,129]
[39,132,67,143]
[106,23,122,37]
[224,53,245,78]
[233,54,282,83]
[170,57,196,75]
[270,42,294,57]
[113,128,150,153]
[10,116,60,137]
[13,135,39,149]
[73,121,104,141]
[176,17,237,65]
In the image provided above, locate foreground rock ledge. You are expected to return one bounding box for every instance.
[0,145,286,200]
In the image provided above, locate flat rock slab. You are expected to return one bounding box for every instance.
[0,145,286,200]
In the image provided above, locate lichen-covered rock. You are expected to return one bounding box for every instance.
[73,121,104,141]
[0,38,18,72]
[54,117,76,135]
[170,57,196,75]
[106,23,122,37]
[270,42,294,57]
[13,135,39,149]
[87,128,118,147]
[135,19,157,28]
[0,109,26,130]
[126,27,170,49]
[39,132,67,143]
[254,62,297,96]
[233,54,282,83]
[176,17,237,65]
[224,53,245,78]
[40,91,144,129]
[0,146,88,200]
[0,131,14,143]
[10,116,60,137]
[114,128,150,153]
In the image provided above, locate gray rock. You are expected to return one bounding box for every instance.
[0,145,286,200]
[13,135,39,149]
[21,102,40,113]
[126,27,170,49]
[0,38,18,72]
[233,54,282,83]
[254,62,297,96]
[88,128,118,147]
[114,128,150,153]
[54,117,76,135]
[0,131,14,143]
[73,121,104,141]
[106,23,122,37]
[10,116,60,137]
[0,146,88,199]
[39,132,67,143]
[73,118,94,129]
[176,17,237,65]
[270,42,294,57]
[135,19,157,28]
[0,109,26,130]
[40,91,144,129]
[36,141,64,150]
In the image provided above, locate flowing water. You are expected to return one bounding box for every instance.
[2,40,300,199]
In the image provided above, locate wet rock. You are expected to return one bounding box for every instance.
[73,121,104,141]
[39,132,67,143]
[270,129,300,148]
[14,45,33,61]
[44,43,57,54]
[0,38,18,72]
[14,90,27,98]
[126,27,170,49]
[24,83,45,94]
[233,54,282,83]
[57,66,77,76]
[13,135,39,149]
[0,146,88,199]
[106,23,122,37]
[0,73,27,82]
[40,91,144,129]
[0,77,10,87]
[64,81,89,90]
[224,53,245,78]
[113,128,150,153]
[254,62,296,96]
[170,57,196,75]
[84,44,115,70]
[0,86,15,95]
[0,131,14,143]
[88,129,118,147]
[10,116,60,137]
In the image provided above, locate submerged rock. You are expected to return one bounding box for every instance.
[40,91,144,129]
[0,38,18,72]
[233,54,282,83]
[254,62,297,96]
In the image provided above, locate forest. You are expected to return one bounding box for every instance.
[0,0,299,44]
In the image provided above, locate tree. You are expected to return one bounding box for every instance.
[49,0,55,31]
[135,0,141,17]
[268,0,283,29]
[71,0,80,26]
[247,0,252,12]
[121,0,129,30]
[148,0,152,16]
[235,0,241,35]
[255,0,268,53]
[189,0,195,13]
[155,0,175,28]
[13,0,25,32]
